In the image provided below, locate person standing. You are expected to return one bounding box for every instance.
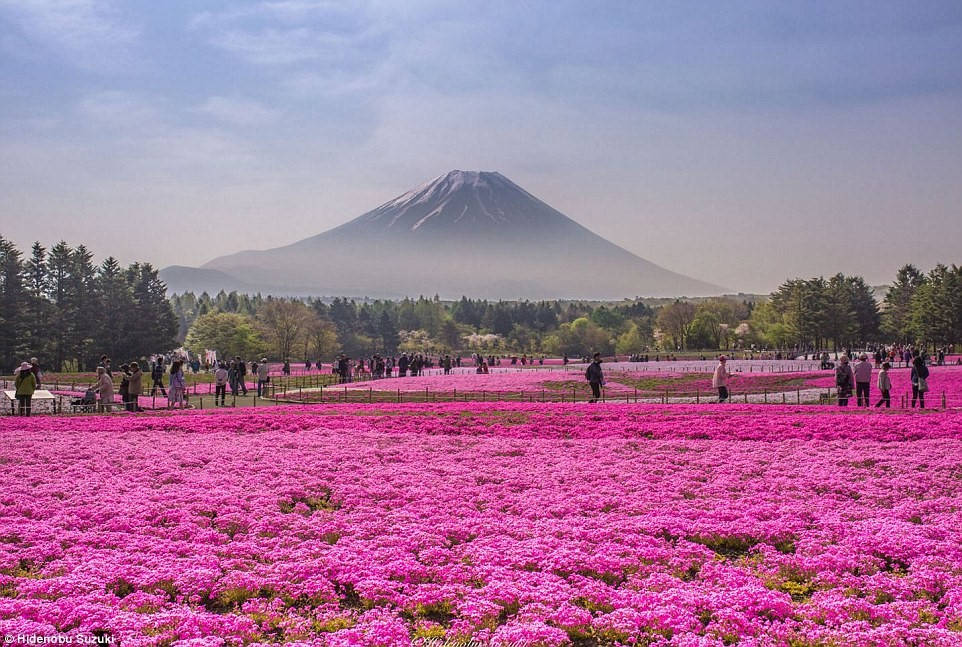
[853,353,873,407]
[875,361,892,408]
[712,355,731,403]
[92,366,114,413]
[228,360,239,396]
[151,357,167,397]
[14,362,36,416]
[911,353,929,409]
[235,356,248,395]
[118,364,131,412]
[585,353,604,403]
[835,355,854,406]
[257,358,270,397]
[128,362,143,412]
[168,360,187,409]
[214,362,228,406]
[29,357,42,388]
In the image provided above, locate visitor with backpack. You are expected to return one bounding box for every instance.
[835,355,854,406]
[14,362,36,416]
[585,353,604,403]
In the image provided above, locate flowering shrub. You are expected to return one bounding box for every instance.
[2,404,962,645]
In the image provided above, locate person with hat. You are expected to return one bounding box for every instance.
[257,358,270,397]
[835,355,855,406]
[29,357,42,388]
[853,353,873,407]
[712,355,732,403]
[14,361,37,416]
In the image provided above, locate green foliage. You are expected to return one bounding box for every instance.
[0,237,176,372]
[184,312,265,360]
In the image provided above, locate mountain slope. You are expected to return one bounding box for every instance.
[161,170,725,299]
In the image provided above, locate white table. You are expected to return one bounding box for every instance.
[3,389,57,415]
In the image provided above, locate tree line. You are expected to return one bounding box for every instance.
[4,232,958,374]
[0,236,176,373]
[173,263,962,362]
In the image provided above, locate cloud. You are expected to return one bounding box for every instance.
[196,96,281,126]
[0,0,138,69]
[191,1,379,67]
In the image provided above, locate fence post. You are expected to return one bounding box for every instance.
[942,391,947,410]
[696,388,699,404]
[764,390,768,404]
[797,389,800,405]
[634,388,638,403]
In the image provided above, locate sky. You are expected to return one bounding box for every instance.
[2,1,961,294]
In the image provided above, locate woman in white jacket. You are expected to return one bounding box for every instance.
[712,356,732,403]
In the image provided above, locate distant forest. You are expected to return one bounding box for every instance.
[169,264,962,363]
[2,235,959,372]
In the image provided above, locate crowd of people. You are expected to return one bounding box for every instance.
[5,342,955,415]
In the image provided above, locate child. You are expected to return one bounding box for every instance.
[875,362,892,408]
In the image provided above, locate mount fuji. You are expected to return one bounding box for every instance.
[160,171,724,299]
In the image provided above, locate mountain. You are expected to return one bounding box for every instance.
[160,170,725,299]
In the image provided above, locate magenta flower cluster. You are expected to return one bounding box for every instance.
[2,404,962,646]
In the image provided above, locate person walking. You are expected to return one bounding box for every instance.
[128,362,143,412]
[14,362,36,416]
[214,362,228,406]
[911,353,929,409]
[875,361,892,408]
[712,355,731,403]
[92,366,114,413]
[585,353,604,403]
[835,355,854,406]
[168,360,187,409]
[150,357,167,397]
[853,353,873,407]
[257,358,270,397]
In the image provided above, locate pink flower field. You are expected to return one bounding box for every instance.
[3,404,962,646]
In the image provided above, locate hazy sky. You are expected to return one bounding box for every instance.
[2,1,961,293]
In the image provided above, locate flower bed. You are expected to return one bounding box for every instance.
[2,404,962,645]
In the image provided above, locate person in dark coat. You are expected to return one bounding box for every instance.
[835,355,854,406]
[585,353,604,403]
[911,353,929,408]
